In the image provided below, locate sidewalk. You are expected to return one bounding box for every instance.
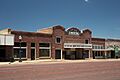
[0,59,120,66]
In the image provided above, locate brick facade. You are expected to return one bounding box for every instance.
[0,25,120,61]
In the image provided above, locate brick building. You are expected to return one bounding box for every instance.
[0,25,120,61]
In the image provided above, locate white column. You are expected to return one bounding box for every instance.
[89,50,91,59]
[35,48,36,60]
[61,49,63,60]
[105,51,107,58]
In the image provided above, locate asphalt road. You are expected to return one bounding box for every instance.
[0,61,120,80]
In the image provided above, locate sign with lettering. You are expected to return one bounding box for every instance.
[64,43,92,48]
[66,27,81,35]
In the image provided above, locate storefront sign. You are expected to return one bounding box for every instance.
[64,43,92,48]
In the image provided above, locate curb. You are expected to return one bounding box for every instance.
[0,59,120,66]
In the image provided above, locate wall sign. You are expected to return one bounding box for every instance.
[64,43,92,48]
[66,27,81,35]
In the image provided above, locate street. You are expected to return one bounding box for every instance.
[0,61,120,80]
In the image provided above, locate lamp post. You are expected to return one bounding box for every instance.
[19,35,22,62]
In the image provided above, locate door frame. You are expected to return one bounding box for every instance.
[31,48,36,60]
[55,49,62,59]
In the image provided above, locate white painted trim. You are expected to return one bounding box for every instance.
[39,57,51,58]
[14,58,27,59]
[89,50,91,59]
[92,48,120,51]
[13,47,27,58]
[61,49,63,60]
[31,47,35,49]
[64,43,92,48]
[13,47,27,49]
[39,47,51,49]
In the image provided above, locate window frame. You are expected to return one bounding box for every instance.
[55,36,62,44]
[14,42,27,47]
[31,43,35,47]
[13,42,27,59]
[13,48,27,59]
[39,43,51,58]
[85,40,89,44]
[39,49,50,57]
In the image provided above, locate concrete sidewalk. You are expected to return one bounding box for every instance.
[0,59,120,66]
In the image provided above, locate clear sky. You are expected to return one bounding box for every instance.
[0,0,120,38]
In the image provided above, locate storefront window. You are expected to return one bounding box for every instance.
[95,51,97,56]
[39,43,50,47]
[14,49,26,58]
[31,43,35,47]
[14,42,26,47]
[39,43,51,57]
[14,42,27,58]
[93,45,104,49]
[39,49,50,57]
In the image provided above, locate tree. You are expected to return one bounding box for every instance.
[109,45,119,58]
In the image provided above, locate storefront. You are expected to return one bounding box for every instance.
[0,34,14,61]
[63,43,92,59]
[0,25,120,61]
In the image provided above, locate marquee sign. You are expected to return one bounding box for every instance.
[66,27,81,35]
[64,43,92,48]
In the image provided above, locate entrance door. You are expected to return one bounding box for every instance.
[0,49,6,61]
[55,50,61,59]
[111,51,115,58]
[93,51,95,59]
[83,50,89,58]
[31,49,35,60]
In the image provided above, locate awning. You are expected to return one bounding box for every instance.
[0,34,14,46]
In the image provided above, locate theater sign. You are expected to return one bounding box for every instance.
[64,43,92,48]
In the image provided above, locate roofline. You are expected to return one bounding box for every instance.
[11,30,52,37]
[92,37,105,40]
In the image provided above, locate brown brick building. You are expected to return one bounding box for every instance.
[0,25,120,61]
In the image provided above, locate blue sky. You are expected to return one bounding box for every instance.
[0,0,120,38]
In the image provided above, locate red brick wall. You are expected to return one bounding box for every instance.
[11,26,93,60]
[65,29,92,44]
[51,26,65,59]
[11,31,52,60]
[92,38,105,46]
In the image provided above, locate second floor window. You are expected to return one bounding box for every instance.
[31,43,35,47]
[56,36,61,44]
[85,40,89,44]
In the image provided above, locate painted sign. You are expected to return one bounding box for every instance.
[64,43,92,48]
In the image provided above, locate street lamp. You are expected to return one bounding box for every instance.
[19,35,22,62]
